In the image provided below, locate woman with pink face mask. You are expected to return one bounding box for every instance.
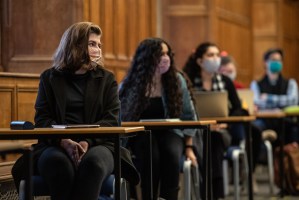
[120,38,197,200]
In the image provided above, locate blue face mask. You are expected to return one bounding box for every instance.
[268,61,283,73]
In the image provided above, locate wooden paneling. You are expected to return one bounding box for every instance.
[0,85,15,128]
[1,0,83,74]
[16,86,38,122]
[1,0,156,83]
[83,0,157,83]
[161,0,209,69]
[0,73,39,128]
[282,0,299,81]
[252,0,279,80]
[217,0,250,17]
[167,16,208,69]
[218,20,252,86]
[253,2,278,36]
[0,1,2,71]
[217,0,252,86]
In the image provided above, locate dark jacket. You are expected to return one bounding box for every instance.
[12,67,140,188]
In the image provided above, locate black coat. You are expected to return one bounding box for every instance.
[12,67,140,188]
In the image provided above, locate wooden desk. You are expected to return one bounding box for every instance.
[122,120,215,128]
[201,116,256,200]
[255,110,286,118]
[122,120,216,200]
[0,127,145,200]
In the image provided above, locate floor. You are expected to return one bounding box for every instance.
[224,165,298,200]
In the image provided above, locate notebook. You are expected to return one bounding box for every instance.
[193,91,229,118]
[51,124,100,129]
[237,89,254,115]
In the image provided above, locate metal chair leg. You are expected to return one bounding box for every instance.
[264,140,274,194]
[183,159,192,200]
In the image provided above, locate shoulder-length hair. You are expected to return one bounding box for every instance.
[53,22,102,73]
[119,37,182,121]
[183,42,218,85]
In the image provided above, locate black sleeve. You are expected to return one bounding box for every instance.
[34,71,57,128]
[34,70,61,145]
[223,75,248,116]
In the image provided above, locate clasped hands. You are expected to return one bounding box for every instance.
[60,139,89,167]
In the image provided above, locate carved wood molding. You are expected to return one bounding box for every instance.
[217,8,250,27]
[166,5,208,16]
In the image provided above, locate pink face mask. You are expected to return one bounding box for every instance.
[157,56,170,75]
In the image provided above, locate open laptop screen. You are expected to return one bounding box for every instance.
[193,91,229,118]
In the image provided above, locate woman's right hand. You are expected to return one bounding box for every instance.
[210,123,227,131]
[60,139,85,167]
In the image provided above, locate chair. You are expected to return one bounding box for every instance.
[183,159,201,200]
[260,139,275,194]
[223,142,249,200]
[19,175,128,200]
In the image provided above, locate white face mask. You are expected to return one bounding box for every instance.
[157,55,170,75]
[201,58,220,73]
[88,33,102,64]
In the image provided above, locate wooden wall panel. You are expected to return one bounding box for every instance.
[252,0,279,80]
[16,86,38,122]
[217,0,252,86]
[84,0,157,83]
[217,0,250,17]
[0,86,15,128]
[0,73,39,128]
[282,0,299,81]
[0,1,2,71]
[170,0,206,5]
[161,0,209,69]
[1,0,83,74]
[1,0,157,83]
[218,20,252,86]
[253,2,278,36]
[167,17,208,69]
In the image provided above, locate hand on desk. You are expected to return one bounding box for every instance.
[60,139,88,167]
[210,123,228,131]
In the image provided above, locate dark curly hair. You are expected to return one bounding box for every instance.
[119,38,182,121]
[183,42,218,86]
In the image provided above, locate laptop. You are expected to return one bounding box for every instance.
[237,89,254,115]
[193,91,229,118]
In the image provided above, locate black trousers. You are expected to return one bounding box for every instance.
[129,131,184,200]
[210,131,226,200]
[36,145,113,200]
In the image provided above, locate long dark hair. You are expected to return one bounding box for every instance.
[119,38,182,121]
[53,22,102,73]
[183,42,218,85]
